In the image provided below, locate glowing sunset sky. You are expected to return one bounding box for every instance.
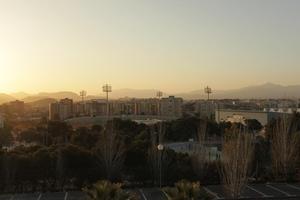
[0,0,300,94]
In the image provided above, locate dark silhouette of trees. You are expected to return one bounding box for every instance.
[219,129,255,199]
[0,125,13,147]
[245,119,263,132]
[94,121,126,181]
[270,117,300,181]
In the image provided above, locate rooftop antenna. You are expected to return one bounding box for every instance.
[103,84,112,116]
[204,86,212,101]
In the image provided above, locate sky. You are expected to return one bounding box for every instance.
[0,0,300,94]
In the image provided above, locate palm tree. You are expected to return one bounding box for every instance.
[83,180,137,200]
[163,180,212,200]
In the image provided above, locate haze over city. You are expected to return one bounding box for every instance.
[2,1,300,200]
[1,0,300,94]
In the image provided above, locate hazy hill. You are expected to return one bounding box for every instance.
[0,93,15,104]
[26,98,57,108]
[179,83,300,99]
[22,92,81,102]
[109,88,160,99]
[2,83,300,103]
[10,92,31,100]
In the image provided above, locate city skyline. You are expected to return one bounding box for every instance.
[1,0,300,93]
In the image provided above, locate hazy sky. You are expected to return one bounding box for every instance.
[0,0,300,94]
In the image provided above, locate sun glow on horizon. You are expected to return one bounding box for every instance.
[0,0,300,93]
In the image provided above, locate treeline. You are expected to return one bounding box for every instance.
[0,118,210,193]
[0,115,299,194]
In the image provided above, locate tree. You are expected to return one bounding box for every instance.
[192,120,209,181]
[83,180,137,200]
[124,130,151,182]
[17,129,43,144]
[48,121,72,144]
[0,126,13,147]
[163,180,212,200]
[219,129,254,199]
[270,117,300,181]
[95,121,125,181]
[71,127,100,149]
[245,119,263,132]
[252,136,271,182]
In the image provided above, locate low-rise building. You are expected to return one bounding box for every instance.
[50,96,183,120]
[215,109,290,125]
[165,141,221,161]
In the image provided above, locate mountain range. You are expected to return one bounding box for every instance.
[1,83,300,105]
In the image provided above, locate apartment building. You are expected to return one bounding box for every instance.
[49,96,183,120]
[160,96,183,117]
[49,98,74,120]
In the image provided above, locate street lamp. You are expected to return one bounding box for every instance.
[157,144,164,188]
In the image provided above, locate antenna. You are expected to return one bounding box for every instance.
[103,84,112,116]
[204,86,212,101]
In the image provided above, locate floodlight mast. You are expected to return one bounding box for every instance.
[79,90,87,103]
[156,91,163,116]
[103,84,112,116]
[204,86,212,101]
[157,91,163,99]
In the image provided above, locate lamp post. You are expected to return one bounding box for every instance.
[157,144,164,188]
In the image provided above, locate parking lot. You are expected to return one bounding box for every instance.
[1,183,300,200]
[205,183,300,200]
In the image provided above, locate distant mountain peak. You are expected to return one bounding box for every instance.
[260,82,282,87]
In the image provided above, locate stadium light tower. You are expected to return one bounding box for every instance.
[103,84,112,116]
[156,91,163,99]
[79,90,87,103]
[204,86,212,101]
[156,91,163,116]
